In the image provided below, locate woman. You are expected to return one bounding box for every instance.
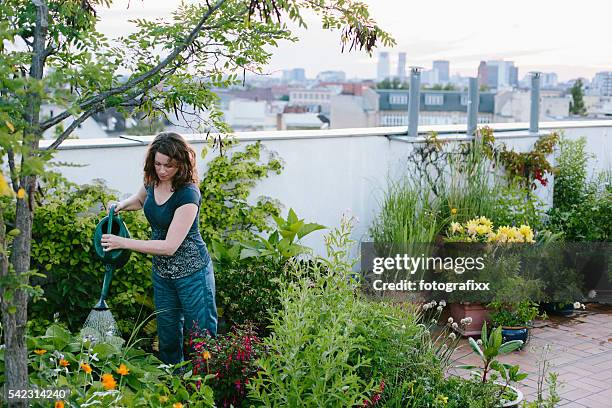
[100,132,217,365]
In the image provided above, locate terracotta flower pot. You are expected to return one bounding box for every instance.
[450,302,490,337]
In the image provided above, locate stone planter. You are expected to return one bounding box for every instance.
[450,302,490,337]
[496,383,524,408]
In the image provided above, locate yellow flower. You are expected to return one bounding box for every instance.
[101,373,117,390]
[159,396,169,403]
[173,403,183,408]
[436,394,449,405]
[16,188,26,199]
[519,225,535,243]
[477,216,493,227]
[507,227,523,242]
[466,219,479,235]
[59,359,70,367]
[449,222,463,234]
[34,349,47,355]
[80,362,92,374]
[450,208,458,215]
[116,363,130,376]
[475,224,492,235]
[202,350,211,361]
[0,174,13,197]
[55,401,65,408]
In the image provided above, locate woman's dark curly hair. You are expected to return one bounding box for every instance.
[143,132,198,191]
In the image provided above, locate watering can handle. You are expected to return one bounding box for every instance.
[107,205,116,235]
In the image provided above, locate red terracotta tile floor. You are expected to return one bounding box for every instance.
[448,304,612,407]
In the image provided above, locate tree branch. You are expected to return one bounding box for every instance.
[45,108,98,150]
[40,0,227,132]
[7,148,19,192]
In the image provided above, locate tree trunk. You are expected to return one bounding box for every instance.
[0,1,47,405]
[3,192,36,408]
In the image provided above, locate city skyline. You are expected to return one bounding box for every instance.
[97,0,612,82]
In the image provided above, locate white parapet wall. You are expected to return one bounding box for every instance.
[41,121,612,256]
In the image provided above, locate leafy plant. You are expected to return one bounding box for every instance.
[0,324,215,407]
[189,323,265,408]
[247,216,377,407]
[458,322,526,385]
[213,256,285,331]
[239,208,326,262]
[26,178,155,337]
[488,300,542,328]
[199,140,283,245]
[548,137,611,241]
[369,177,441,244]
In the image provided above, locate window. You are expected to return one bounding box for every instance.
[389,94,408,105]
[425,94,443,105]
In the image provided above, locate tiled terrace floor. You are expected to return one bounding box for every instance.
[449,305,612,407]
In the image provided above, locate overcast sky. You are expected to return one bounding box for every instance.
[97,0,612,81]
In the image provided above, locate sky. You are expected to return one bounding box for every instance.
[96,0,612,82]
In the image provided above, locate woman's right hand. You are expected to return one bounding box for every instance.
[107,201,124,213]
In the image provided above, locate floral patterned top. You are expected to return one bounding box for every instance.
[143,183,210,279]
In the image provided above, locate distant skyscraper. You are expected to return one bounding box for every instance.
[397,52,406,82]
[377,52,390,82]
[485,60,516,89]
[593,72,612,96]
[541,73,559,88]
[477,61,488,88]
[433,60,450,83]
[509,66,519,88]
[316,70,346,82]
[282,68,306,83]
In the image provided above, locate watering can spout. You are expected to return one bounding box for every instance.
[93,298,109,310]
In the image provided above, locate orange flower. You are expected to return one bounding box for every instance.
[80,362,92,374]
[54,401,65,408]
[16,188,26,199]
[202,350,211,361]
[59,359,70,367]
[116,363,130,376]
[173,403,183,408]
[101,373,117,390]
[34,349,47,355]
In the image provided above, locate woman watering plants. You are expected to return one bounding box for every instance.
[100,132,217,365]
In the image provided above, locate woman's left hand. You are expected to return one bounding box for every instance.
[101,234,125,252]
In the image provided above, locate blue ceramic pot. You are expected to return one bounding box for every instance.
[501,327,529,345]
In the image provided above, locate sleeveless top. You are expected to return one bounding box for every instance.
[143,182,210,279]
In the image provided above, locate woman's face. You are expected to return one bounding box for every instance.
[154,152,179,182]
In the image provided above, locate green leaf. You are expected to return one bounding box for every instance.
[297,223,326,239]
[468,337,484,359]
[287,208,299,225]
[498,340,523,354]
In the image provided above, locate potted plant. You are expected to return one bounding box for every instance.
[443,217,537,336]
[488,300,543,345]
[458,323,527,408]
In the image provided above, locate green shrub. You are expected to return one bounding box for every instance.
[249,215,485,407]
[0,324,215,407]
[490,182,546,231]
[27,179,155,337]
[247,216,377,406]
[548,137,612,241]
[199,140,283,245]
[214,256,285,331]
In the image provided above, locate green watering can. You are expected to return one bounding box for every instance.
[91,205,131,310]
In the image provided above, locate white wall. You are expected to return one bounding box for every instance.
[41,121,612,256]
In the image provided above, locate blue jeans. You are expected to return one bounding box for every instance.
[152,261,217,365]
